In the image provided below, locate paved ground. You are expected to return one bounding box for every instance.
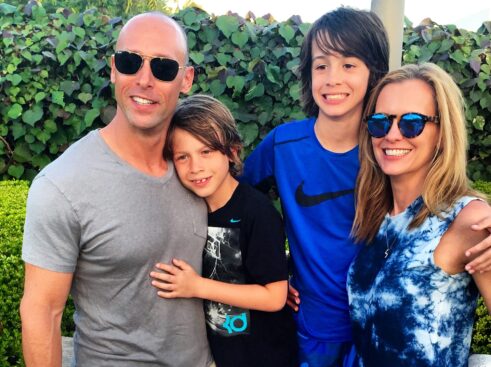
[61,337,491,367]
[469,354,491,367]
[62,337,73,367]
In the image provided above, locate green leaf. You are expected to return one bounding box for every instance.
[8,104,23,119]
[189,51,205,65]
[238,123,259,146]
[22,105,44,126]
[6,63,17,73]
[472,116,485,130]
[279,24,295,43]
[13,143,32,163]
[78,93,93,104]
[57,50,72,66]
[6,74,22,86]
[470,89,482,103]
[84,108,100,127]
[3,37,14,47]
[73,27,86,38]
[183,9,197,26]
[216,53,232,66]
[289,83,301,101]
[8,86,21,97]
[59,81,80,96]
[0,3,17,14]
[34,130,50,144]
[449,49,466,64]
[25,134,35,144]
[226,76,245,94]
[437,39,454,54]
[34,92,47,103]
[32,154,51,169]
[245,83,265,101]
[265,65,281,85]
[12,123,26,140]
[480,95,491,111]
[231,31,249,48]
[52,91,65,107]
[44,120,58,133]
[216,15,239,38]
[299,23,310,36]
[21,50,32,61]
[209,80,226,97]
[7,165,24,179]
[258,111,271,126]
[65,103,76,114]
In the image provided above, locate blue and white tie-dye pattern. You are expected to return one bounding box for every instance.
[347,196,480,367]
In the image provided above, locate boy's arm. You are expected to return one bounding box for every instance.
[20,263,73,367]
[151,259,287,312]
[465,215,491,273]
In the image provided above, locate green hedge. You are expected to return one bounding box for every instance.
[1,180,490,365]
[0,4,490,181]
[0,181,27,367]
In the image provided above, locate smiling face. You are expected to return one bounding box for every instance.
[371,79,440,186]
[111,14,194,133]
[172,128,238,211]
[310,38,370,125]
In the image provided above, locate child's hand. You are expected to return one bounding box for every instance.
[150,258,201,298]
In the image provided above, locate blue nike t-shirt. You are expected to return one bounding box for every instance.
[243,118,361,342]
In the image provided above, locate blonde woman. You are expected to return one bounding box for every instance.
[347,63,491,366]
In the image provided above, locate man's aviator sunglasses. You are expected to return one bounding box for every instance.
[114,51,185,82]
[365,112,440,139]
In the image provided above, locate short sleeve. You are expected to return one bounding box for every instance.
[243,189,288,285]
[22,175,81,273]
[242,128,276,193]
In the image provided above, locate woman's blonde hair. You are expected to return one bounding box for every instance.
[352,62,481,242]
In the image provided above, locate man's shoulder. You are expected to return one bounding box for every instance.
[37,130,100,179]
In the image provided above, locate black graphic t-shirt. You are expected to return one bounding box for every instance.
[204,183,298,367]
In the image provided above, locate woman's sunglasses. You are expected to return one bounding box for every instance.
[365,112,440,139]
[114,51,185,82]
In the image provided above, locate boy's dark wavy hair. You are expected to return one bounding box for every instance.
[298,7,389,117]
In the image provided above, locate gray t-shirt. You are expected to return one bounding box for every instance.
[22,130,212,366]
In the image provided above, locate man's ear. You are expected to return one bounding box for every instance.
[180,66,194,94]
[110,55,116,84]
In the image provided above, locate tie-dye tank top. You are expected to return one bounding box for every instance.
[347,196,480,366]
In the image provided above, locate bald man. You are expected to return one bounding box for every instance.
[20,13,212,366]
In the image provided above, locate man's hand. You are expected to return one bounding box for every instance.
[465,217,491,274]
[150,258,201,298]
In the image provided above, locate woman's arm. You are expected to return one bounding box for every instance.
[150,258,287,312]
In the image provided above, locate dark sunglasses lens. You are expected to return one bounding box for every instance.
[399,113,425,138]
[367,114,390,138]
[115,52,142,74]
[150,58,180,81]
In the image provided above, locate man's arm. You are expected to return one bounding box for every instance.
[20,263,73,367]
